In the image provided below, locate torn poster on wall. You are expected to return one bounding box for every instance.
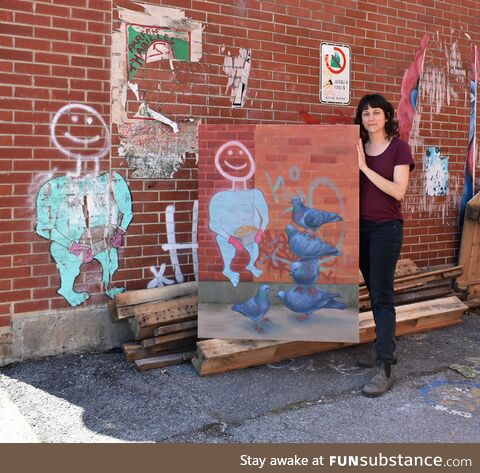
[127,25,191,79]
[111,3,202,179]
[425,146,449,196]
[222,47,251,108]
[112,3,202,124]
[118,118,199,179]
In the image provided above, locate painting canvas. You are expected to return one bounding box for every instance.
[198,125,359,342]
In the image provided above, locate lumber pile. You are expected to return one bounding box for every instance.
[111,282,198,371]
[457,191,480,301]
[192,296,468,376]
[359,264,463,311]
[192,259,467,376]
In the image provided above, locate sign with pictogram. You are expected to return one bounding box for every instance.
[320,42,351,105]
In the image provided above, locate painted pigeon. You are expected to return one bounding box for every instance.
[286,224,341,259]
[231,284,272,333]
[290,258,320,286]
[291,196,342,232]
[276,286,347,321]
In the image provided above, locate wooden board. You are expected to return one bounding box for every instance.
[142,329,198,348]
[111,282,198,320]
[125,343,197,363]
[359,265,462,299]
[359,258,419,286]
[193,296,467,376]
[134,352,196,372]
[136,295,198,327]
[360,282,453,311]
[153,320,197,337]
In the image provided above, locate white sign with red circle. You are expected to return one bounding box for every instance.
[320,42,351,105]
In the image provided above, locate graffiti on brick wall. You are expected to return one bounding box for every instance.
[222,47,252,108]
[127,25,192,80]
[208,141,269,287]
[400,33,475,223]
[460,45,479,226]
[35,104,133,307]
[398,33,429,147]
[425,146,449,196]
[148,200,199,287]
[118,119,199,179]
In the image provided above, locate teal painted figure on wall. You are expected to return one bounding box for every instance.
[36,172,133,307]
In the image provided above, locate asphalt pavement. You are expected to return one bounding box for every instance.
[0,311,479,443]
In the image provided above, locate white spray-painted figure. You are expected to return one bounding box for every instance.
[36,104,133,307]
[208,141,269,287]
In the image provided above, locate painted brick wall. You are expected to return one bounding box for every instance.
[1,0,479,328]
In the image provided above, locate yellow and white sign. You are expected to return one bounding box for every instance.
[320,42,351,105]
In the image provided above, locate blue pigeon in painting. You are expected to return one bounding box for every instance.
[286,225,341,259]
[276,286,347,321]
[231,284,272,333]
[291,196,342,232]
[290,259,320,286]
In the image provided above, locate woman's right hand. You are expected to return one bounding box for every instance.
[357,138,368,172]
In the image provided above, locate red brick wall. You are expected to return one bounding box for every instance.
[1,0,479,327]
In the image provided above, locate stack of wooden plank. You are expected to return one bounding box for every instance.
[192,295,467,376]
[191,258,468,376]
[359,262,463,311]
[110,282,198,371]
[457,190,480,309]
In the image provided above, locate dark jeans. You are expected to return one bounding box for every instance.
[360,219,403,364]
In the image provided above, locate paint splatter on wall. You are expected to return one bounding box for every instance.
[400,33,475,225]
[425,146,449,196]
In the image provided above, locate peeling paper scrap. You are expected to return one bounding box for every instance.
[134,103,178,133]
[128,82,140,101]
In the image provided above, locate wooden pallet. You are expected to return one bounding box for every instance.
[360,279,455,310]
[110,281,198,321]
[359,265,462,299]
[457,191,480,294]
[192,296,467,376]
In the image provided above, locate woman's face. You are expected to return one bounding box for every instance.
[361,105,387,134]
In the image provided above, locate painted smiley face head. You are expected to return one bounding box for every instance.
[50,104,111,161]
[214,141,255,183]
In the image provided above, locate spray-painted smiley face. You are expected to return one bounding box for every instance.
[214,140,255,183]
[50,104,111,162]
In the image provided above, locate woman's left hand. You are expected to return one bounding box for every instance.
[357,138,368,172]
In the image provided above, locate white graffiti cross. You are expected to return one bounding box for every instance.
[147,263,175,289]
[160,200,199,284]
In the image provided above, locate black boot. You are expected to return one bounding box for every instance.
[361,362,393,397]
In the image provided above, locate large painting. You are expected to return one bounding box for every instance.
[198,125,359,342]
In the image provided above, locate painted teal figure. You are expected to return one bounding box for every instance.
[209,189,269,287]
[36,172,133,307]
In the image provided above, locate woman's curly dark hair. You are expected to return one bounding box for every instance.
[354,93,399,143]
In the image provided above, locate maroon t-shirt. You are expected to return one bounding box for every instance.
[360,137,415,222]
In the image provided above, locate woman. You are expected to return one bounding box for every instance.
[355,93,415,397]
